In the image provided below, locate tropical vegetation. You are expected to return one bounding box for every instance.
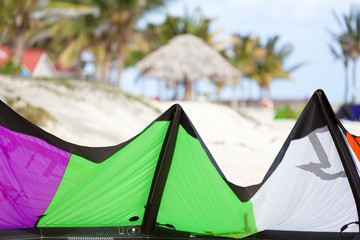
[226,34,301,101]
[329,5,360,104]
[0,0,170,85]
[130,7,224,99]
[0,0,41,69]
[0,0,302,104]
[35,0,170,86]
[129,7,222,64]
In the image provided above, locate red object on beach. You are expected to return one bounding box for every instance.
[0,46,44,72]
[262,98,273,109]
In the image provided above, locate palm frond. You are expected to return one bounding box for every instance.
[329,44,341,59]
[332,9,343,29]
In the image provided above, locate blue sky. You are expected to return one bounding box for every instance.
[120,0,360,104]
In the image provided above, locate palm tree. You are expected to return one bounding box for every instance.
[346,6,360,103]
[329,33,352,104]
[30,0,115,83]
[0,0,98,77]
[31,0,169,85]
[249,36,301,100]
[229,34,264,77]
[163,7,221,47]
[0,0,41,68]
[129,7,221,65]
[331,5,360,103]
[226,34,265,104]
[102,0,170,88]
[227,35,300,102]
[52,9,113,84]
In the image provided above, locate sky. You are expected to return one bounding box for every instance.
[119,0,360,104]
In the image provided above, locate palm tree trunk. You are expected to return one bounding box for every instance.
[100,51,112,85]
[247,79,253,106]
[261,86,273,109]
[231,81,238,108]
[344,60,349,104]
[266,86,271,100]
[95,62,102,82]
[351,59,357,104]
[172,83,178,100]
[259,87,264,100]
[238,81,246,107]
[184,76,192,100]
[115,41,127,88]
[99,62,106,84]
[157,80,162,100]
[13,29,26,68]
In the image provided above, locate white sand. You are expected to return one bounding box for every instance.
[1,75,360,186]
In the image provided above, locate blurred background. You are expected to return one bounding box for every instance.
[2,0,360,184]
[2,0,360,106]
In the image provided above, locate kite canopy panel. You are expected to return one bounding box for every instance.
[0,89,360,240]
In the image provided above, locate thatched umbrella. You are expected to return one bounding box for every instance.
[136,34,241,100]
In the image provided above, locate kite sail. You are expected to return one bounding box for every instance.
[0,89,359,239]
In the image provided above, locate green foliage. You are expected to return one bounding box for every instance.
[4,96,21,106]
[5,97,56,127]
[228,34,264,77]
[249,36,297,88]
[0,0,42,68]
[274,105,300,119]
[0,61,22,75]
[31,77,76,90]
[43,0,171,85]
[128,7,221,66]
[329,5,360,104]
[227,34,304,99]
[17,104,56,126]
[92,82,162,114]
